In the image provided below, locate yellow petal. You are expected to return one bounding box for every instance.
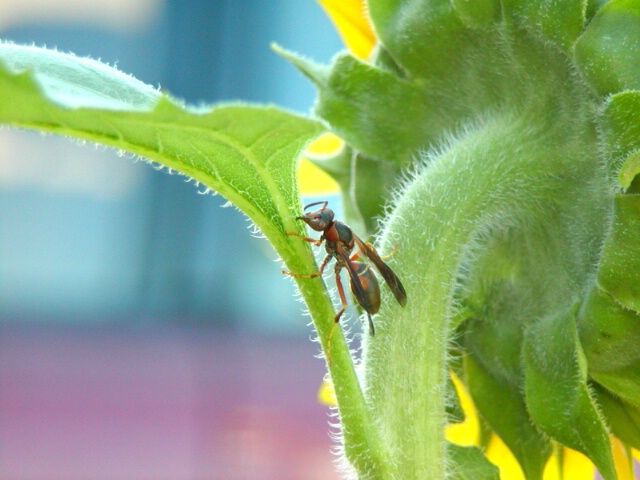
[318,377,337,406]
[317,0,377,60]
[486,434,526,480]
[486,439,597,480]
[298,158,340,195]
[446,372,481,446]
[299,133,342,195]
[611,437,634,480]
[305,132,344,157]
[553,447,595,480]
[542,449,562,480]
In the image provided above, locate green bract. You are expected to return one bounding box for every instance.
[3,0,640,478]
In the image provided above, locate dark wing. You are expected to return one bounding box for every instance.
[335,242,372,314]
[354,235,407,307]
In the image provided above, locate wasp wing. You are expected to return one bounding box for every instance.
[336,243,373,314]
[336,244,377,335]
[354,235,407,307]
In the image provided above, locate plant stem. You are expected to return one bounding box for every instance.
[284,236,391,477]
[361,99,605,478]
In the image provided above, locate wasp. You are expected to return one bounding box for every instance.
[284,201,407,341]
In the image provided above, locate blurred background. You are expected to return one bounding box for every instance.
[0,1,346,478]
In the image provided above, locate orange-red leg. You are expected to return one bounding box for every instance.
[282,255,331,279]
[361,242,398,261]
[379,243,399,260]
[287,231,323,247]
[349,243,397,263]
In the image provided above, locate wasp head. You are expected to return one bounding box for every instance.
[297,201,334,231]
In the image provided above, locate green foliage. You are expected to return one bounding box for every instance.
[448,443,500,480]
[0,43,321,242]
[595,383,640,450]
[524,309,615,480]
[465,355,552,480]
[574,0,640,96]
[286,0,640,478]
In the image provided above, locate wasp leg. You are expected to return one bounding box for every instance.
[349,242,398,263]
[363,242,399,261]
[287,231,323,247]
[378,243,399,261]
[282,255,330,278]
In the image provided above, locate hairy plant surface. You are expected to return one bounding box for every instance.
[3,1,640,478]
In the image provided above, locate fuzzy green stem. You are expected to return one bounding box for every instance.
[361,97,605,478]
[293,271,392,476]
[282,228,391,476]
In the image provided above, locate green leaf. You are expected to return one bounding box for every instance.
[451,0,500,28]
[587,0,612,19]
[465,354,552,480]
[0,42,160,109]
[591,365,640,409]
[593,382,640,449]
[367,0,469,80]
[297,0,590,168]
[463,298,527,388]
[579,283,640,407]
[597,195,640,312]
[574,0,640,97]
[523,309,616,480]
[602,92,640,188]
[619,152,640,192]
[504,0,586,52]
[275,46,430,164]
[447,443,500,480]
[578,288,640,373]
[0,43,323,245]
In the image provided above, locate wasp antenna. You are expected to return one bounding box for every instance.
[303,200,328,211]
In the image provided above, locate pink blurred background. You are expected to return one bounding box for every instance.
[0,326,339,479]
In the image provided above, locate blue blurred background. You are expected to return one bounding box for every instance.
[0,1,345,478]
